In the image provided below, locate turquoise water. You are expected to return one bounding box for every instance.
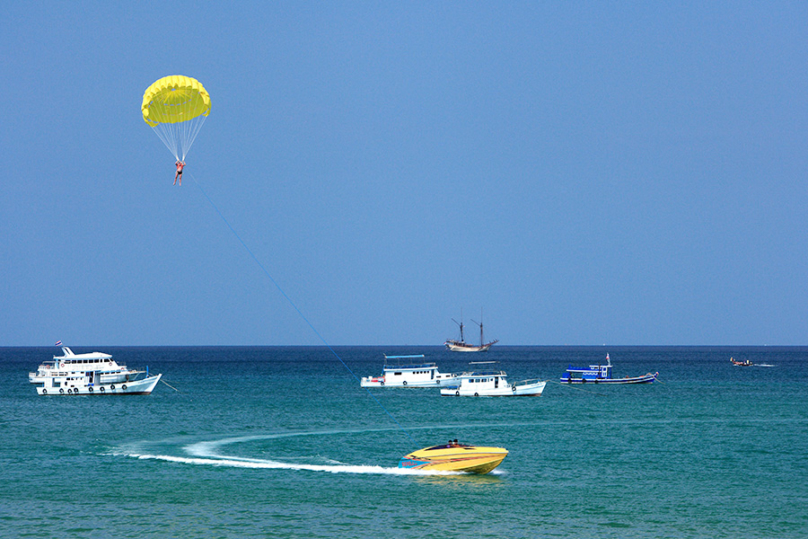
[2,346,807,538]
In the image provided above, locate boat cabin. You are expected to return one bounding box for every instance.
[444,370,507,390]
[360,355,459,387]
[561,362,612,382]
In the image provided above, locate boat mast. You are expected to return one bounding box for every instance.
[452,312,466,343]
[471,309,485,346]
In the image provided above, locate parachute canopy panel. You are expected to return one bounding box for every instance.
[142,75,211,127]
[143,75,211,161]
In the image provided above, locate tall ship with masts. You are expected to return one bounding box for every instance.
[444,310,499,352]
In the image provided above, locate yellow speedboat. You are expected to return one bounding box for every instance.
[398,440,508,474]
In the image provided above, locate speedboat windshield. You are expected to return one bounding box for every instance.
[426,442,471,451]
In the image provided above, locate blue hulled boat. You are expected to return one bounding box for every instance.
[560,354,658,384]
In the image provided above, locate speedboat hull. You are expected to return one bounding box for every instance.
[731,358,753,366]
[399,443,508,474]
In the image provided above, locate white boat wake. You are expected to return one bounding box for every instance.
[125,452,447,475]
[112,430,497,476]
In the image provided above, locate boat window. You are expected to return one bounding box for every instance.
[394,372,402,376]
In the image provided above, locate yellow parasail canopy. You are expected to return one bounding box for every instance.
[142,75,211,127]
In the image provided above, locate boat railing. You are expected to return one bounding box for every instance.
[512,378,544,387]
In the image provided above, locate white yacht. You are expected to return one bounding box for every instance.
[440,366,546,397]
[360,355,459,387]
[29,347,162,396]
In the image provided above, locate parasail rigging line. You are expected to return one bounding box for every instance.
[187,171,419,448]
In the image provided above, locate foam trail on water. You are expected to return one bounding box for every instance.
[121,450,462,476]
[111,429,476,475]
[111,426,526,476]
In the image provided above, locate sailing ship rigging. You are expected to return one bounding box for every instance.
[444,310,498,352]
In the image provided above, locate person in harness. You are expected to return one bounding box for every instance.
[174,160,186,186]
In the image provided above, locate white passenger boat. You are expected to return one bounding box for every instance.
[29,347,162,395]
[440,366,546,397]
[360,355,459,387]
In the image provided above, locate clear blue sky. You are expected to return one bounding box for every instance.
[2,1,806,346]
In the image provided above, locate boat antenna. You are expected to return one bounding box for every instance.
[189,171,419,448]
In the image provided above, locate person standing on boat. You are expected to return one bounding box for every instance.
[174,160,186,186]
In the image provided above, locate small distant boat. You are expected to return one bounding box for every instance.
[399,440,508,474]
[29,346,162,395]
[360,355,459,387]
[440,365,546,396]
[560,354,658,384]
[444,311,498,352]
[730,357,753,367]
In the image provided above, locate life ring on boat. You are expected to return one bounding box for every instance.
[403,381,407,386]
[110,384,115,390]
[88,387,93,393]
[122,384,127,390]
[67,388,72,394]
[100,387,105,392]
[455,391,460,396]
[59,389,64,394]
[474,392,479,397]
[42,388,47,395]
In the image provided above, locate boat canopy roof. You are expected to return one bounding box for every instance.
[382,354,436,369]
[565,364,611,373]
[460,370,507,377]
[53,347,112,361]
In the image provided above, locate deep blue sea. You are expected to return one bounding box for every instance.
[2,346,807,538]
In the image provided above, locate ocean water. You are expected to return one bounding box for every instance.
[2,346,807,538]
